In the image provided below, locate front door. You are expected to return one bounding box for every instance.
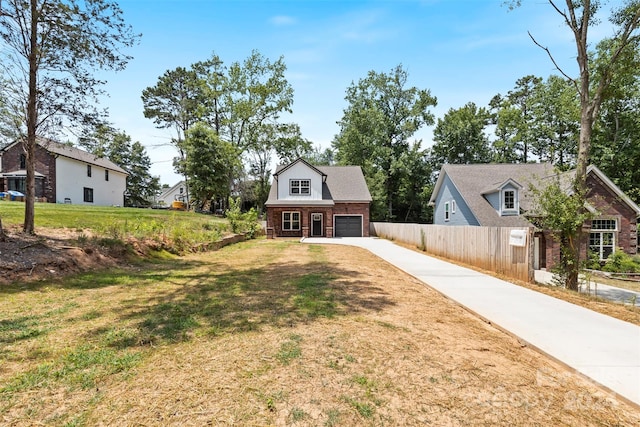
[311,213,323,237]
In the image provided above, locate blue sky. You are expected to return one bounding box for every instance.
[101,0,619,185]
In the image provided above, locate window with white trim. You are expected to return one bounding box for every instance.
[289,179,310,195]
[589,219,617,261]
[444,201,450,221]
[282,211,300,231]
[503,189,515,210]
[451,200,456,214]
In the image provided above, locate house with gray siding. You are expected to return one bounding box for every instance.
[429,163,640,269]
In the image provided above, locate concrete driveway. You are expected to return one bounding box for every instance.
[302,237,640,408]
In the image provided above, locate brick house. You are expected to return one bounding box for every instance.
[0,139,127,206]
[428,163,640,269]
[265,158,372,238]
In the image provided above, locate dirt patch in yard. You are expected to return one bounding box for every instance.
[0,225,121,284]
[1,238,639,425]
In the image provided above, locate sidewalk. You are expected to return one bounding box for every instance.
[535,269,640,307]
[302,237,640,408]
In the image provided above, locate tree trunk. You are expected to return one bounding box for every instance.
[563,0,595,291]
[24,0,38,235]
[565,225,582,291]
[564,110,595,290]
[0,216,6,242]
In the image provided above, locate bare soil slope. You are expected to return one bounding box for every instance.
[0,226,120,284]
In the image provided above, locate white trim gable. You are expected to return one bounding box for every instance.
[276,160,324,201]
[496,179,522,217]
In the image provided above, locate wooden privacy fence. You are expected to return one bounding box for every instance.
[370,223,534,283]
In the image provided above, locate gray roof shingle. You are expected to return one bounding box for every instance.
[433,163,557,227]
[317,165,372,202]
[265,160,371,206]
[43,140,128,174]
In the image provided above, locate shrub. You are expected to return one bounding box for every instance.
[601,249,640,273]
[226,197,260,238]
[226,197,243,233]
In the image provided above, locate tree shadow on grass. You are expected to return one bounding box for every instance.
[91,260,395,346]
[0,257,205,294]
[0,246,396,348]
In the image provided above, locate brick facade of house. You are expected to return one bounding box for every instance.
[0,142,56,201]
[542,173,638,269]
[587,172,638,254]
[266,203,370,239]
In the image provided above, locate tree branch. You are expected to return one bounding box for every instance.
[549,0,571,28]
[527,31,576,84]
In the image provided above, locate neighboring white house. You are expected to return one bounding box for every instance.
[156,181,188,207]
[0,139,128,206]
[54,147,127,206]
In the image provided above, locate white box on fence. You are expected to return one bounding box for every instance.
[509,229,527,247]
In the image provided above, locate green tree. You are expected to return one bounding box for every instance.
[431,102,493,165]
[141,66,207,206]
[511,0,640,290]
[591,37,640,203]
[529,176,594,286]
[507,75,543,162]
[222,50,294,150]
[144,51,303,208]
[247,123,312,212]
[109,136,161,207]
[0,0,139,234]
[194,53,228,135]
[333,64,437,221]
[183,123,241,211]
[531,75,580,169]
[489,95,524,163]
[396,143,435,223]
[304,146,335,166]
[142,67,206,143]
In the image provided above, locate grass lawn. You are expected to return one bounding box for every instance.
[1,239,638,426]
[0,200,226,231]
[0,201,238,255]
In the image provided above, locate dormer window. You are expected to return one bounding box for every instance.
[500,188,520,216]
[290,179,310,196]
[494,179,522,216]
[503,190,515,210]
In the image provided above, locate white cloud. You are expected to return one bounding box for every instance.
[336,9,396,44]
[270,15,297,26]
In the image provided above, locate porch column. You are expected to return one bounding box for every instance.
[301,209,309,238]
